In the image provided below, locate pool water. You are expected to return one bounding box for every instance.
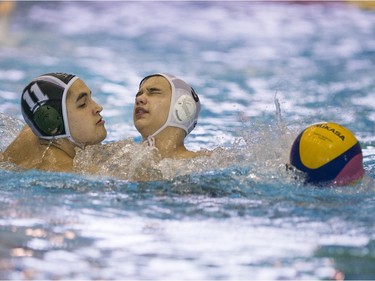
[0,1,375,279]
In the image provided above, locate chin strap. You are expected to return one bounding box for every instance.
[146,136,156,147]
[68,136,85,149]
[39,138,77,158]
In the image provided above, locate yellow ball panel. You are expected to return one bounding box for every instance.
[299,122,358,169]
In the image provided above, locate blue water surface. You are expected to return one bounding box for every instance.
[0,1,375,279]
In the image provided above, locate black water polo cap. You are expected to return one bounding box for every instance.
[21,73,78,140]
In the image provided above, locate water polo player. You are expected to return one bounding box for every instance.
[289,122,365,186]
[133,73,210,159]
[2,72,107,172]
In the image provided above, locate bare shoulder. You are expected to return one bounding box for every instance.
[178,148,212,159]
[2,126,39,162]
[3,126,73,172]
[195,148,213,157]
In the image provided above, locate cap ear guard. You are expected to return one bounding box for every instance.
[173,91,197,123]
[33,104,64,136]
[170,84,200,135]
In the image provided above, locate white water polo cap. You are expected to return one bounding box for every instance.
[21,73,81,146]
[141,73,201,138]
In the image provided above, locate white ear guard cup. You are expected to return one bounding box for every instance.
[173,93,197,123]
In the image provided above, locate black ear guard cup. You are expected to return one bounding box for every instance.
[33,105,64,136]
